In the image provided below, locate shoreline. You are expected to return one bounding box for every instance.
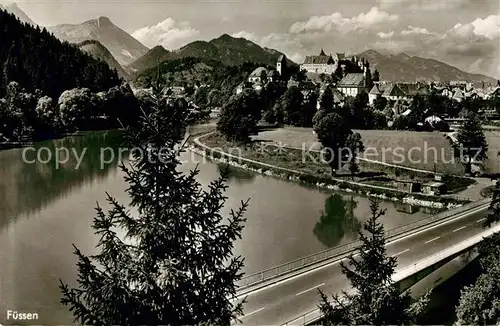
[189,133,472,209]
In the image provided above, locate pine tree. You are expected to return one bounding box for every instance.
[455,112,488,175]
[484,180,500,228]
[60,85,248,325]
[319,199,429,325]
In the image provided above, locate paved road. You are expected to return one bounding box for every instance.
[237,206,488,325]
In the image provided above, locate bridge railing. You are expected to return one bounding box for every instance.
[281,220,500,326]
[236,198,490,289]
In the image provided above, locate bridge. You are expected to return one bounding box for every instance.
[234,198,496,325]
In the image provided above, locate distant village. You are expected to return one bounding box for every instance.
[234,49,500,123]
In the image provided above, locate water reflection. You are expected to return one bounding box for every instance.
[313,194,362,248]
[0,131,123,229]
[217,164,256,184]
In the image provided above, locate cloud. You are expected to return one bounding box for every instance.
[378,31,394,39]
[289,7,398,34]
[401,25,432,35]
[233,11,499,78]
[377,0,472,11]
[132,18,200,50]
[371,15,500,77]
[452,15,500,40]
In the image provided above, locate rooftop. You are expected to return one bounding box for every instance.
[249,67,269,77]
[383,84,406,97]
[338,73,365,87]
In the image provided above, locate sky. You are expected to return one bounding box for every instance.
[3,0,500,78]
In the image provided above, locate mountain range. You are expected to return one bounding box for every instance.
[356,50,496,83]
[0,2,37,26]
[47,16,149,66]
[1,4,495,84]
[126,34,295,75]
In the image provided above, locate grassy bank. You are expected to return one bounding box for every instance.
[253,127,465,175]
[203,133,474,195]
[193,133,470,208]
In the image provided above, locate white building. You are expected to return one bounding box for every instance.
[337,72,368,97]
[299,49,337,74]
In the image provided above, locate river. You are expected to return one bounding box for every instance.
[0,131,439,324]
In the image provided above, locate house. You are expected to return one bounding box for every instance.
[337,72,368,97]
[268,70,280,82]
[332,88,345,106]
[382,83,407,101]
[248,67,269,83]
[422,182,446,195]
[300,49,337,74]
[335,53,346,61]
[489,86,500,99]
[368,84,384,105]
[236,81,254,95]
[400,83,431,97]
[395,180,421,193]
[316,86,345,109]
[395,203,420,214]
[452,88,465,102]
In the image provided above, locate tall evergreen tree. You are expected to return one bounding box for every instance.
[60,85,247,325]
[319,199,429,325]
[455,112,488,175]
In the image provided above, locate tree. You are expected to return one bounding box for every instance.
[319,86,335,112]
[275,86,304,126]
[60,85,247,325]
[302,92,319,127]
[345,133,365,179]
[319,199,429,325]
[483,180,500,228]
[35,95,58,130]
[58,88,96,128]
[261,82,286,122]
[344,93,369,129]
[456,233,500,325]
[372,70,380,83]
[313,112,352,175]
[334,66,344,83]
[455,112,488,175]
[217,89,261,143]
[100,83,141,127]
[194,85,210,108]
[373,96,387,112]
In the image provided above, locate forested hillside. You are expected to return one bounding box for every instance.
[135,57,262,107]
[77,40,128,79]
[0,9,121,98]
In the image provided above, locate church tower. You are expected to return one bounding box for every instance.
[277,54,287,76]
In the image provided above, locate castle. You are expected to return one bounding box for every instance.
[299,50,349,74]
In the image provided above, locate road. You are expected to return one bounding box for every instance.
[237,206,488,325]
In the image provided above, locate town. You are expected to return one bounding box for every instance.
[0,1,500,326]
